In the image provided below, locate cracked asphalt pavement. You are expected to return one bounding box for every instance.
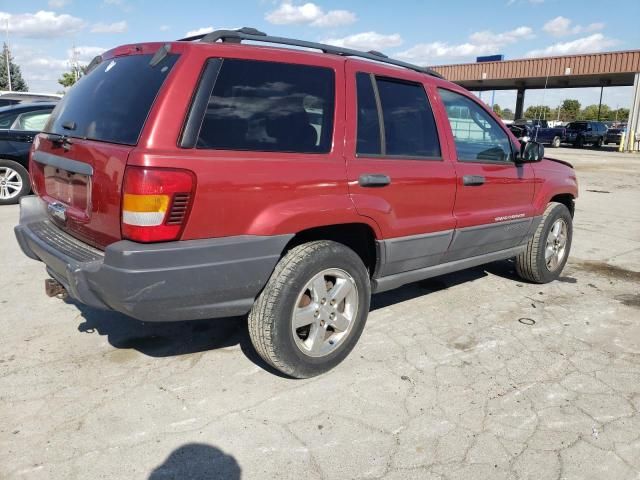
[1,147,639,479]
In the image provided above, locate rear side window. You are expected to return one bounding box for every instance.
[355,73,381,155]
[196,59,335,153]
[355,74,440,158]
[44,53,178,145]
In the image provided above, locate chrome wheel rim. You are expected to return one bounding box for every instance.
[291,268,359,358]
[545,218,568,272]
[0,167,23,200]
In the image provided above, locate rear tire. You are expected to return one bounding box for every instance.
[248,240,371,378]
[594,137,603,148]
[0,160,30,205]
[515,202,572,284]
[575,136,584,148]
[551,136,561,148]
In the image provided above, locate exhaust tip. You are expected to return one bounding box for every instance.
[45,278,68,299]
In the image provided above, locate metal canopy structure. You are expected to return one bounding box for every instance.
[430,50,640,91]
[431,50,640,150]
[430,50,640,151]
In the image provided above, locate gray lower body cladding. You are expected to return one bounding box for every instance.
[373,216,542,293]
[15,196,292,322]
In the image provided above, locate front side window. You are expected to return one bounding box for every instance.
[197,59,335,153]
[355,74,440,158]
[439,88,513,163]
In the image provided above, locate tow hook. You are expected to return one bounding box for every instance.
[45,278,68,299]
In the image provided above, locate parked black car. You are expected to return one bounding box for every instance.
[605,124,627,145]
[0,102,56,204]
[564,121,607,148]
[0,91,62,108]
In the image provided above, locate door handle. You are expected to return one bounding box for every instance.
[462,175,485,186]
[16,135,34,142]
[359,174,391,187]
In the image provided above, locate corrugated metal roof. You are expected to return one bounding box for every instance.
[430,50,640,82]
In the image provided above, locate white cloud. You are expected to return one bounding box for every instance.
[11,43,109,92]
[0,10,85,38]
[398,26,533,65]
[527,33,618,57]
[323,32,403,51]
[160,25,170,32]
[543,16,604,37]
[69,46,107,62]
[48,0,71,8]
[185,26,214,37]
[265,1,356,27]
[90,20,127,33]
[470,26,534,45]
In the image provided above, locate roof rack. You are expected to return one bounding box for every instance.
[178,27,443,79]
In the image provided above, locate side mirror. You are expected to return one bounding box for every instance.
[520,141,545,162]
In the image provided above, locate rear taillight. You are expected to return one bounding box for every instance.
[122,167,195,243]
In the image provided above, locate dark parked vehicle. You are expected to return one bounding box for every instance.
[14,28,578,378]
[0,102,56,204]
[508,119,566,148]
[605,124,627,145]
[565,121,607,148]
[0,91,61,108]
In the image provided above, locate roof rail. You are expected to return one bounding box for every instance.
[177,27,444,79]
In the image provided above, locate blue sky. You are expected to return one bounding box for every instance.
[2,0,639,110]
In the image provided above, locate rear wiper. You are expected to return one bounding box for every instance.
[46,132,73,148]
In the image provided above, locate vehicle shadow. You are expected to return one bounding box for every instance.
[74,302,286,376]
[73,259,520,371]
[148,443,241,480]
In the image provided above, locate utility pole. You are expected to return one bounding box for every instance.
[597,85,604,121]
[5,19,11,92]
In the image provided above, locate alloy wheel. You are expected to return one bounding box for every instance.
[291,268,359,357]
[0,167,23,200]
[545,218,568,271]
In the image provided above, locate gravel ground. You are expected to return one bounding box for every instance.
[1,147,639,479]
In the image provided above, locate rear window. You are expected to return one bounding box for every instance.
[44,53,178,145]
[196,59,335,153]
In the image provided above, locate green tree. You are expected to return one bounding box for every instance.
[610,108,629,122]
[560,99,581,121]
[58,64,88,88]
[0,43,28,91]
[524,105,552,120]
[492,103,503,118]
[581,104,611,120]
[501,108,514,120]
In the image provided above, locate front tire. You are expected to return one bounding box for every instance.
[516,202,573,283]
[248,240,371,378]
[0,160,30,205]
[594,137,603,148]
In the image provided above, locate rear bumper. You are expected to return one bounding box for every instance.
[14,196,291,322]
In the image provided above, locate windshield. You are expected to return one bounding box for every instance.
[566,122,588,131]
[44,53,178,145]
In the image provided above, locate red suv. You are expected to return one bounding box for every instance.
[15,28,578,378]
